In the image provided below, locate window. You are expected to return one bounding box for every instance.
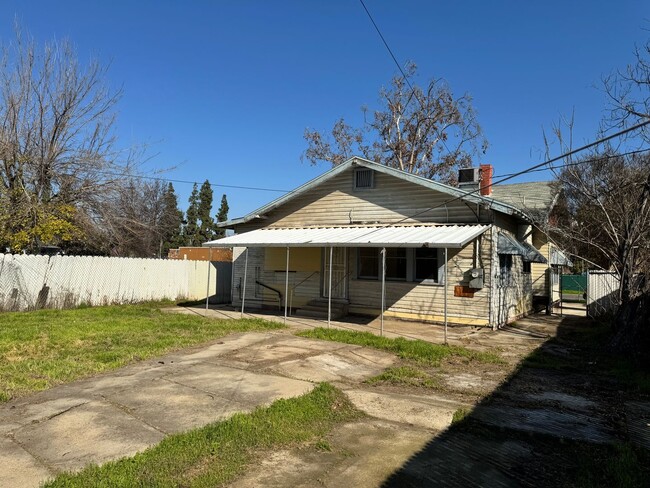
[354,168,374,189]
[385,248,407,281]
[415,247,438,282]
[522,260,531,274]
[499,254,513,286]
[358,248,379,279]
[357,247,442,284]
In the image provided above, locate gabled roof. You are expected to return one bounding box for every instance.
[490,182,557,215]
[219,157,528,228]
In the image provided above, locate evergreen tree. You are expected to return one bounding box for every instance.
[183,183,200,246]
[160,183,183,255]
[197,180,214,243]
[214,194,229,238]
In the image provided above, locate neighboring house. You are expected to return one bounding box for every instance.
[205,157,549,328]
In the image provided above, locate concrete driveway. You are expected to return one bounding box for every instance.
[0,331,398,488]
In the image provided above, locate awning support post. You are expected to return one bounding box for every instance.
[284,246,290,325]
[328,246,333,328]
[444,247,448,345]
[205,247,212,316]
[241,247,249,319]
[381,247,386,336]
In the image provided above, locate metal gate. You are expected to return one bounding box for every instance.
[552,270,620,318]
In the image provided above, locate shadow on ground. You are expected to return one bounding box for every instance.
[381,314,650,488]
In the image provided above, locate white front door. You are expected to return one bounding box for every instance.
[322,247,347,299]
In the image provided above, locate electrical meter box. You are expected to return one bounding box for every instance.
[468,268,484,289]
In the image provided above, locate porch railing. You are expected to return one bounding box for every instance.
[255,280,282,311]
[288,271,319,315]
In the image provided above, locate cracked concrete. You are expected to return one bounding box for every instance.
[0,331,406,487]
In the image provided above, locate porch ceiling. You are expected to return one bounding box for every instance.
[203,224,490,249]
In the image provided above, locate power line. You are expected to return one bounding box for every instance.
[75,169,291,193]
[339,119,650,243]
[492,147,650,179]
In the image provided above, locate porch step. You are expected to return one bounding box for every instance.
[295,298,349,320]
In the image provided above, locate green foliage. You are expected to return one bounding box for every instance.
[297,328,504,366]
[44,383,361,487]
[451,407,471,424]
[0,197,80,252]
[366,365,440,388]
[197,180,214,243]
[214,194,229,239]
[0,304,285,402]
[160,183,183,254]
[183,183,200,246]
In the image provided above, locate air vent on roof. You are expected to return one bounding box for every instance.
[354,168,374,190]
[458,168,480,184]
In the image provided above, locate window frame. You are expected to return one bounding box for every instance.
[356,247,445,285]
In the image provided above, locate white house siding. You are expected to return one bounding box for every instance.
[237,168,487,232]
[347,238,491,326]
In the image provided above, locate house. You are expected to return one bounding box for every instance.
[204,157,552,329]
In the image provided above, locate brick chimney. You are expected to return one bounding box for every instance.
[479,164,493,196]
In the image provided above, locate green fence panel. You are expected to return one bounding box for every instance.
[561,274,587,292]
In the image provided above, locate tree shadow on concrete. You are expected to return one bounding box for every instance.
[381,313,650,487]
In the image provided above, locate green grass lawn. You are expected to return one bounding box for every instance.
[0,303,284,402]
[297,328,504,366]
[44,383,361,488]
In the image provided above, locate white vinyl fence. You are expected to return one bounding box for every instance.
[586,270,620,318]
[0,253,215,312]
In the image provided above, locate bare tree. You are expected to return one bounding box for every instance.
[603,39,650,142]
[0,26,127,252]
[303,62,487,183]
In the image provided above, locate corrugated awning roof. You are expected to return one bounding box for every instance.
[497,232,547,263]
[551,248,573,267]
[204,225,489,248]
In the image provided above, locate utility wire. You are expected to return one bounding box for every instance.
[339,119,650,243]
[72,169,290,193]
[492,147,650,178]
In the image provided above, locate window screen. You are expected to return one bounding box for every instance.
[415,248,438,282]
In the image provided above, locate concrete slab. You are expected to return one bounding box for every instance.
[472,405,614,443]
[274,352,387,383]
[229,419,432,488]
[12,400,165,472]
[173,332,276,362]
[103,378,248,434]
[345,389,464,430]
[167,363,315,407]
[0,436,52,488]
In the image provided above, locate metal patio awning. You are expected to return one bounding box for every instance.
[204,224,490,249]
[497,232,547,263]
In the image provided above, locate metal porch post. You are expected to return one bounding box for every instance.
[205,247,212,316]
[444,247,448,345]
[381,247,386,336]
[328,246,333,328]
[241,248,249,318]
[284,246,290,325]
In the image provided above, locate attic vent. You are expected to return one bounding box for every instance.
[354,168,374,189]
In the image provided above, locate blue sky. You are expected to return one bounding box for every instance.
[2,1,648,219]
